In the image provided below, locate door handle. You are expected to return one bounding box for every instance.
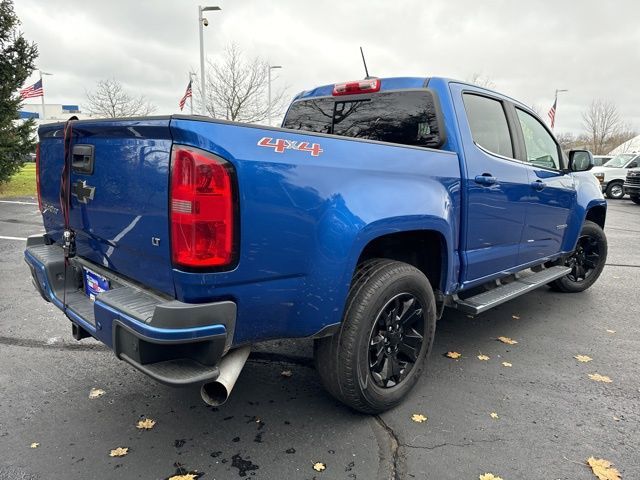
[531,180,546,191]
[71,145,95,175]
[474,174,497,186]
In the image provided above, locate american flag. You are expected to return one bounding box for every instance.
[548,97,557,129]
[179,80,192,111]
[20,79,44,99]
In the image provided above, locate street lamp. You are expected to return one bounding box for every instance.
[268,65,282,126]
[198,5,221,116]
[39,70,52,120]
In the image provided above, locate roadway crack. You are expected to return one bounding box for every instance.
[403,436,505,450]
[373,415,401,480]
[605,263,640,268]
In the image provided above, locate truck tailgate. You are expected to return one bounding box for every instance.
[38,118,175,296]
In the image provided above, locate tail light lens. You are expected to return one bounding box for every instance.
[332,79,380,96]
[35,143,42,212]
[170,146,236,269]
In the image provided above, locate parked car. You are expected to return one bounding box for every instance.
[24,76,607,413]
[592,155,612,167]
[623,168,640,204]
[591,153,640,199]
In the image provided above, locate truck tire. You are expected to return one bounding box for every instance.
[314,259,436,414]
[549,220,607,293]
[605,181,624,199]
[630,195,640,205]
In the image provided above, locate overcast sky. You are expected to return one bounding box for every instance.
[14,0,640,134]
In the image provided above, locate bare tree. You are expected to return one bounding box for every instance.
[196,43,288,124]
[555,131,578,153]
[606,123,637,153]
[85,78,156,118]
[582,99,623,155]
[466,73,496,90]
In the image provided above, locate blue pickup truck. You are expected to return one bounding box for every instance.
[25,77,607,413]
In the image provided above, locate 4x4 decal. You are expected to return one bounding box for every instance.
[257,137,323,157]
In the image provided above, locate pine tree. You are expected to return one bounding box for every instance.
[0,0,38,184]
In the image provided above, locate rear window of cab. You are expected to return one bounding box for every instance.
[282,90,443,148]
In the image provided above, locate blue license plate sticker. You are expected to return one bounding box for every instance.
[84,268,109,301]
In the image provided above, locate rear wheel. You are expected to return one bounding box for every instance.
[630,195,640,205]
[605,181,624,199]
[549,220,607,293]
[314,259,436,414]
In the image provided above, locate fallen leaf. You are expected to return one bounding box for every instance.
[512,315,520,320]
[497,336,518,345]
[446,351,462,359]
[313,462,326,472]
[479,474,504,480]
[606,329,616,334]
[613,416,620,422]
[587,457,621,480]
[168,475,198,480]
[280,370,293,378]
[109,447,129,457]
[575,355,593,363]
[411,413,428,423]
[30,442,39,449]
[490,412,499,419]
[136,418,156,430]
[589,373,612,383]
[477,354,490,361]
[502,362,512,367]
[89,388,105,399]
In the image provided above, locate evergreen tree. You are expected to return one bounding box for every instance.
[0,0,38,184]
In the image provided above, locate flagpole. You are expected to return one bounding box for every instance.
[552,88,568,132]
[39,70,45,120]
[38,70,53,121]
[190,72,195,115]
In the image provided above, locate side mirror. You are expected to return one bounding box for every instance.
[568,150,594,172]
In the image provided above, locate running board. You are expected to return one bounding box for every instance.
[454,266,571,315]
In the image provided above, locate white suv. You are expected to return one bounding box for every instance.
[592,153,640,199]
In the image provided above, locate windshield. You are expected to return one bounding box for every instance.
[604,154,636,168]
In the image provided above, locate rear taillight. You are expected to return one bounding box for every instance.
[170,146,236,269]
[332,79,380,96]
[35,143,42,212]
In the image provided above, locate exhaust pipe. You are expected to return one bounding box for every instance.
[200,346,251,406]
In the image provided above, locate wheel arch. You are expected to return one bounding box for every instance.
[585,204,606,229]
[355,228,451,294]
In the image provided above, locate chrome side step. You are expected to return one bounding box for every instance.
[453,266,571,315]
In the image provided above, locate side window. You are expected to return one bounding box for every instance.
[516,109,561,170]
[627,158,639,168]
[463,93,514,158]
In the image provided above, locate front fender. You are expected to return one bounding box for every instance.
[563,171,607,252]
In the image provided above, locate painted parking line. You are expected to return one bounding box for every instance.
[0,200,38,206]
[0,235,27,241]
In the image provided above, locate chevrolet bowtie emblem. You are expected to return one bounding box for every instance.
[71,180,96,204]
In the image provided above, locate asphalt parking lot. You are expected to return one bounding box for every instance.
[0,197,638,480]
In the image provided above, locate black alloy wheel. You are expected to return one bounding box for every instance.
[566,235,602,282]
[368,293,425,388]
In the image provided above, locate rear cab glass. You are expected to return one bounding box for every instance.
[282,90,443,148]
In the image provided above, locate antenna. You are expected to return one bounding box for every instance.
[360,46,372,79]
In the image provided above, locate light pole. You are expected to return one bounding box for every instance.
[267,65,282,126]
[198,5,221,116]
[39,70,52,120]
[552,88,568,131]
